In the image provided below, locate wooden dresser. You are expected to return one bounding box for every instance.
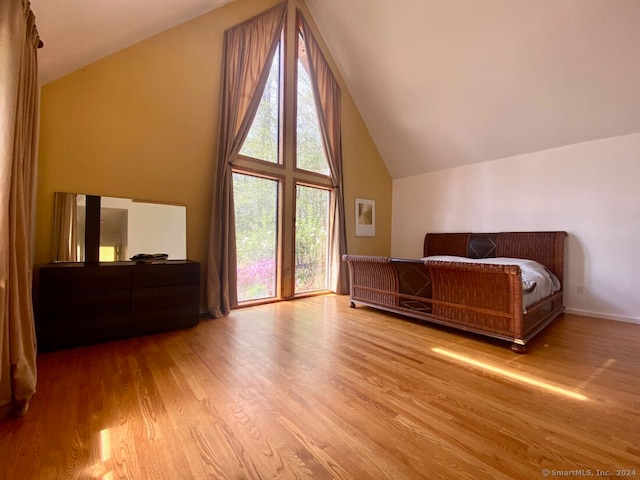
[37,260,200,351]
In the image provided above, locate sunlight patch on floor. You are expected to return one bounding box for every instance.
[432,347,588,401]
[88,428,114,479]
[578,358,616,389]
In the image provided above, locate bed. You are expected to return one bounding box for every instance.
[343,231,567,353]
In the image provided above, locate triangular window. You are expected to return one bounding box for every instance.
[296,36,330,176]
[239,42,281,164]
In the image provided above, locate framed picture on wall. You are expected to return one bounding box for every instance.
[355,198,375,237]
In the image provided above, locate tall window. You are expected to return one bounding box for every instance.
[295,184,330,293]
[233,172,279,302]
[208,3,346,316]
[232,11,334,303]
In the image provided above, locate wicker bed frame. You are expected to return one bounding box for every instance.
[343,231,567,353]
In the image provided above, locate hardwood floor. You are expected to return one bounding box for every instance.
[1,295,639,479]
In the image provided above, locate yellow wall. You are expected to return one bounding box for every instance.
[36,0,392,306]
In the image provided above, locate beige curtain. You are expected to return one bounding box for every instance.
[297,11,349,294]
[51,192,78,262]
[0,0,40,419]
[207,2,287,317]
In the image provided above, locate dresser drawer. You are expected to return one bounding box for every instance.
[40,263,131,293]
[131,261,199,288]
[131,284,200,335]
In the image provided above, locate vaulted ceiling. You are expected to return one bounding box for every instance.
[31,0,640,179]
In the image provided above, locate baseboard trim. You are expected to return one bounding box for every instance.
[564,308,640,324]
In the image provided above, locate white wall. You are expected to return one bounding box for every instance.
[392,133,640,323]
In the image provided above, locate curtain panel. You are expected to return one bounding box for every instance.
[207,2,287,317]
[297,10,349,294]
[0,0,40,419]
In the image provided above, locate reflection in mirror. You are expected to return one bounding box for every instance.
[51,192,81,261]
[52,192,187,263]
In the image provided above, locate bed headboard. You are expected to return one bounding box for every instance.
[424,231,567,284]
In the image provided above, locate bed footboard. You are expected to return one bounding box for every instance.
[342,255,399,308]
[343,253,563,353]
[425,260,524,343]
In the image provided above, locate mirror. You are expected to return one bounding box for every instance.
[52,192,187,263]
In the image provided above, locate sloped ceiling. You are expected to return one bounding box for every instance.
[306,0,640,178]
[30,0,236,85]
[31,0,640,178]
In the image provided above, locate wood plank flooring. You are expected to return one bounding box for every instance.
[1,295,639,479]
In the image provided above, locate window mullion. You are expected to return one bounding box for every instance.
[278,1,299,300]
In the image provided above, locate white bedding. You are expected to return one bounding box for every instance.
[422,256,561,311]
